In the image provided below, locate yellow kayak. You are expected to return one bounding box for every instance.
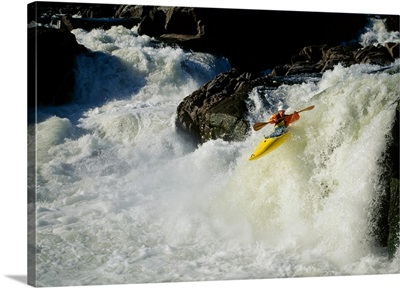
[248,132,290,161]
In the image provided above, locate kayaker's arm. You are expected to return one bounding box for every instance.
[252,106,314,131]
[284,111,300,126]
[268,113,279,124]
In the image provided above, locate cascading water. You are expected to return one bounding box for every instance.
[29,20,399,287]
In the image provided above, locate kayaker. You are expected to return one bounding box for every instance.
[267,105,300,137]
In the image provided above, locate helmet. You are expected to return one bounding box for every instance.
[277,105,286,111]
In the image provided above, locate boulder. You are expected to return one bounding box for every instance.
[385,42,399,59]
[354,44,395,66]
[114,5,153,18]
[271,42,396,77]
[137,7,167,37]
[176,69,283,143]
[28,26,87,107]
[164,7,198,35]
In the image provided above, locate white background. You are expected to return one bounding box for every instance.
[1,0,399,287]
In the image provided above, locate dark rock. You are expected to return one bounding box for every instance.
[176,69,285,143]
[136,7,369,72]
[384,42,399,60]
[165,7,198,35]
[28,2,120,24]
[114,5,153,18]
[73,4,118,18]
[28,26,87,107]
[60,14,142,31]
[269,65,289,77]
[320,45,359,71]
[270,42,396,76]
[384,15,400,33]
[354,44,394,66]
[299,45,328,63]
[285,61,320,76]
[176,69,260,143]
[137,7,167,37]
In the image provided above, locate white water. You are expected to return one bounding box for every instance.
[360,18,400,47]
[30,21,400,286]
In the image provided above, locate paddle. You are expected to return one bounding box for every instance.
[252,105,315,131]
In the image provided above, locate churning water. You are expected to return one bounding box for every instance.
[29,21,399,286]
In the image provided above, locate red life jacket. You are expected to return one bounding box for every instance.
[269,111,300,127]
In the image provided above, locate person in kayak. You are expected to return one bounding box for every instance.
[266,105,300,138]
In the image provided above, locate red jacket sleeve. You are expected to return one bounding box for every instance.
[284,112,300,126]
[268,113,279,123]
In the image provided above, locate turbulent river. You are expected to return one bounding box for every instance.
[28,18,399,286]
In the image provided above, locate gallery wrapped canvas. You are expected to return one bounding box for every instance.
[27,1,399,287]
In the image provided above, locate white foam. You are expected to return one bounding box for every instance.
[33,25,400,286]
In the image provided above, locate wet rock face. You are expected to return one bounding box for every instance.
[28,26,87,107]
[176,69,257,143]
[270,42,398,76]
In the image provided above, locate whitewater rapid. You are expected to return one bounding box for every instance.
[30,22,399,286]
